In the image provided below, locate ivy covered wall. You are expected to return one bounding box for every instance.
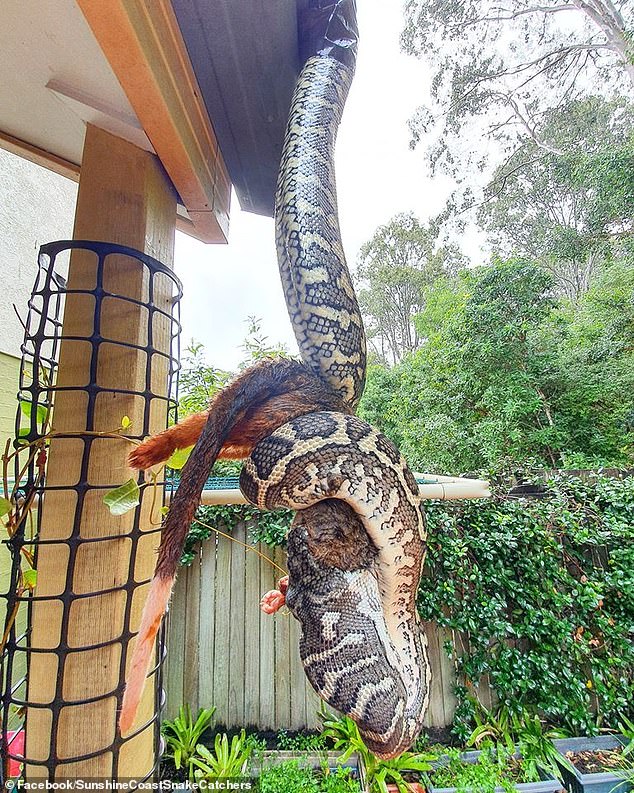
[419,473,634,737]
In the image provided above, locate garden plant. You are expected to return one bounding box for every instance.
[161,704,216,781]
[425,746,547,792]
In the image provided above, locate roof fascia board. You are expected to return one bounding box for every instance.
[76,0,230,243]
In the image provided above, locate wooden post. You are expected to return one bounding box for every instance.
[25,125,177,779]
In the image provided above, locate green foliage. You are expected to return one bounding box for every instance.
[620,716,634,751]
[513,713,573,781]
[321,713,366,765]
[277,730,329,752]
[613,724,634,783]
[321,712,435,793]
[239,315,290,368]
[426,746,540,792]
[360,257,634,473]
[371,754,435,793]
[102,478,140,516]
[191,729,252,780]
[166,446,193,470]
[247,507,294,547]
[467,702,516,756]
[178,318,289,417]
[178,341,231,416]
[319,767,363,793]
[19,398,49,430]
[0,496,13,517]
[181,503,293,564]
[615,758,634,785]
[161,705,216,781]
[258,760,360,793]
[466,703,574,781]
[479,98,633,301]
[243,732,267,759]
[211,459,243,477]
[355,212,464,363]
[418,474,634,737]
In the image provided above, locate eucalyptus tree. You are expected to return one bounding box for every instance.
[478,96,634,299]
[355,212,465,364]
[402,0,633,181]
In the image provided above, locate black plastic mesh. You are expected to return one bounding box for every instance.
[0,240,182,781]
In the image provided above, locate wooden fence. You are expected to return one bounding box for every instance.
[164,522,466,731]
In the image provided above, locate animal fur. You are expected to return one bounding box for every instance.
[129,359,351,472]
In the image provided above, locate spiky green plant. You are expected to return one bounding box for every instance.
[161,704,216,780]
[191,729,252,780]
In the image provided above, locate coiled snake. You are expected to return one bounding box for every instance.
[121,4,430,758]
[241,47,430,755]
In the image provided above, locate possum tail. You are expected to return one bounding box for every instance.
[120,576,173,733]
[119,358,326,733]
[128,411,209,471]
[120,392,234,733]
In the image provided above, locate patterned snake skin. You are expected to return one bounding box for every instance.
[275,57,366,408]
[237,42,431,758]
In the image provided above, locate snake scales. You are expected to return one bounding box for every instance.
[121,4,429,758]
[239,46,431,756]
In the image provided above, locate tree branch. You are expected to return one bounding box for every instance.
[490,3,579,18]
[572,0,634,85]
[444,3,577,32]
[487,154,551,197]
[500,42,615,79]
[497,94,565,154]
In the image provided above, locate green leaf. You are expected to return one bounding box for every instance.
[167,446,194,470]
[103,479,140,515]
[0,496,12,517]
[121,415,132,429]
[20,400,48,426]
[23,569,37,590]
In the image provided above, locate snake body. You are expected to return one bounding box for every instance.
[239,32,431,757]
[240,413,430,756]
[275,56,366,408]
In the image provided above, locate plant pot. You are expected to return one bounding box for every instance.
[553,736,632,793]
[386,784,425,792]
[425,749,563,793]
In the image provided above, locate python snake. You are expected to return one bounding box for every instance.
[240,47,431,756]
[121,5,430,757]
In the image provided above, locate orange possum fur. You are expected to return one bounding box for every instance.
[120,358,350,733]
[129,388,348,470]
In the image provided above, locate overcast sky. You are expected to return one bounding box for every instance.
[174,1,460,371]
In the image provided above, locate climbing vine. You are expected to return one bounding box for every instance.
[181,503,293,566]
[419,473,634,738]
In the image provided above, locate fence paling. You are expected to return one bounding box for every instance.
[164,522,493,732]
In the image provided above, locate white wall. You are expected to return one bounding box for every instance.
[0,148,77,357]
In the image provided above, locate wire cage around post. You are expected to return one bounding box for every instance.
[0,240,182,781]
